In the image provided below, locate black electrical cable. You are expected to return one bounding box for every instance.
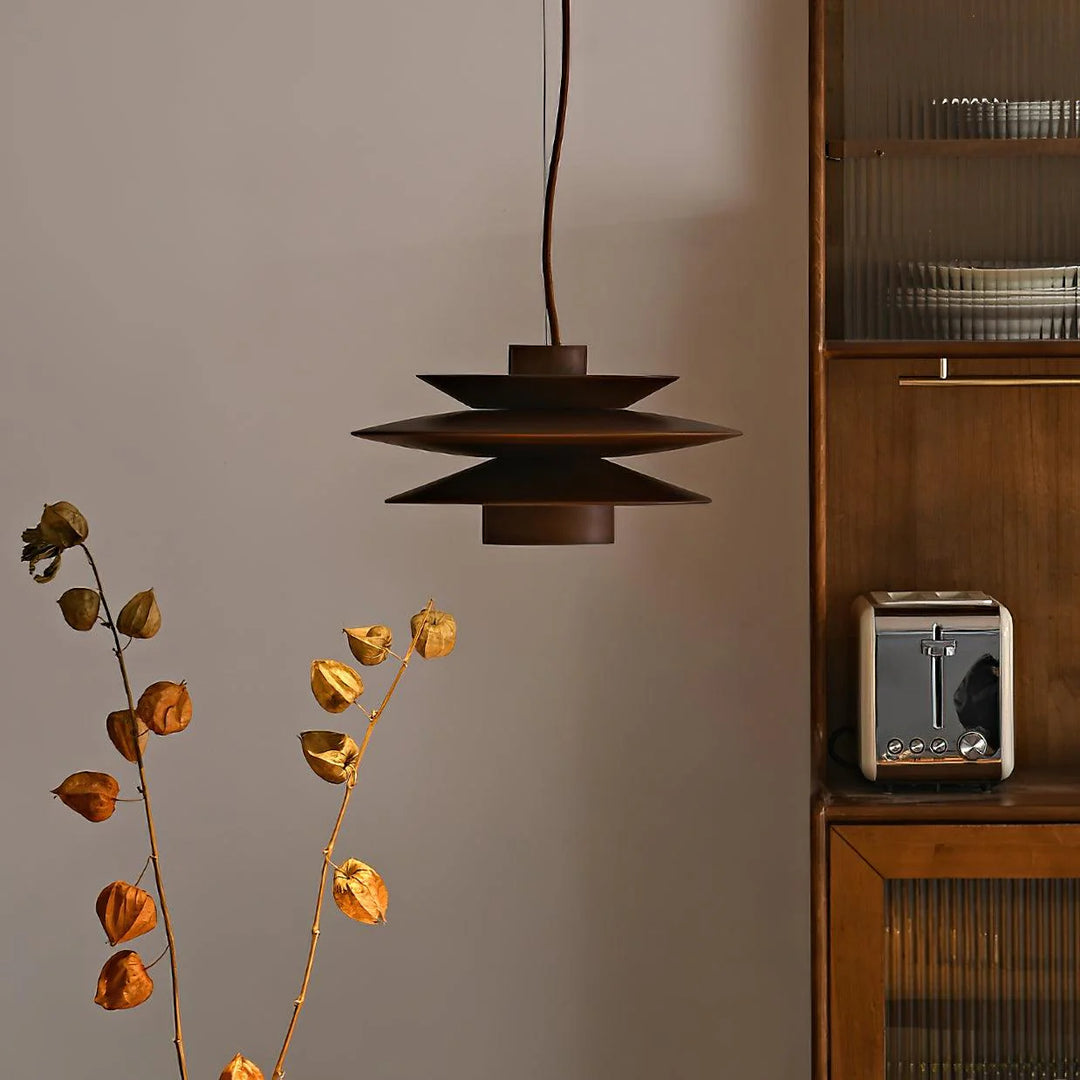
[828,725,859,772]
[542,0,570,345]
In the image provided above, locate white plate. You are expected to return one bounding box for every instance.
[909,262,1080,290]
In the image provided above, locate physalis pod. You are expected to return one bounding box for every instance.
[299,731,360,785]
[96,881,157,946]
[344,625,393,666]
[20,500,89,582]
[136,680,192,735]
[52,771,120,822]
[57,587,100,631]
[332,858,388,924]
[106,708,150,763]
[219,1053,265,1080]
[94,950,153,1010]
[310,659,363,713]
[410,608,457,659]
[116,588,161,639]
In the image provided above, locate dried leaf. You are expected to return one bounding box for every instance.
[30,553,62,583]
[96,881,157,946]
[136,680,192,735]
[94,950,153,1010]
[52,772,120,822]
[333,858,388,924]
[310,659,363,713]
[411,609,456,660]
[21,502,89,582]
[219,1053,265,1080]
[116,588,161,639]
[299,731,360,784]
[57,587,101,631]
[106,708,150,763]
[344,625,393,666]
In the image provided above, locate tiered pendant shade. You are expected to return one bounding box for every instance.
[353,344,741,544]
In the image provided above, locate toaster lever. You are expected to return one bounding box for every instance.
[920,638,957,658]
[921,624,955,730]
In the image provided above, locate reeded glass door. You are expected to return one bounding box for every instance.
[887,879,1079,1079]
[830,825,1080,1080]
[825,0,1080,341]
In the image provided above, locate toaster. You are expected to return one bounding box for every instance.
[854,591,1014,784]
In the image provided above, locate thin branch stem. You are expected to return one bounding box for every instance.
[369,600,433,724]
[134,853,153,889]
[145,944,171,970]
[271,777,354,1080]
[81,545,188,1080]
[271,601,434,1080]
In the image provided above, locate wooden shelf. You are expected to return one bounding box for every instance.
[827,138,1080,160]
[819,768,1080,823]
[825,340,1080,359]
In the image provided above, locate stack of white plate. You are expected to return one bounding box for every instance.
[928,99,1080,139]
[895,263,1080,340]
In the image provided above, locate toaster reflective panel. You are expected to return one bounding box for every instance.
[875,620,1002,762]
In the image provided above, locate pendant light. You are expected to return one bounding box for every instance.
[354,0,741,545]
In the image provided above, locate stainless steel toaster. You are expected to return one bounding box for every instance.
[854,591,1014,784]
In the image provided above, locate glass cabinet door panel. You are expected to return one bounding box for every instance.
[842,0,1079,142]
[886,878,1079,1080]
[830,826,1080,1080]
[825,0,1080,342]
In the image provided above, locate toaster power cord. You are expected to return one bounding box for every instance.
[827,725,859,772]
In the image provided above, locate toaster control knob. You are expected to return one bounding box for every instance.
[886,739,904,756]
[958,730,989,760]
[930,738,948,755]
[909,738,925,754]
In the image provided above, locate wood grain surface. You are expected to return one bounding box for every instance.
[825,356,1080,773]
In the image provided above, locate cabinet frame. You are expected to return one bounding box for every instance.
[809,2,1080,1078]
[828,824,1080,1080]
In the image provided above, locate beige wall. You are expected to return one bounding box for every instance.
[1,2,809,1076]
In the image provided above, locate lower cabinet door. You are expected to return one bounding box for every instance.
[829,824,1080,1080]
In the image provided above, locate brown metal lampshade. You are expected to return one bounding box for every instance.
[353,344,741,544]
[351,2,741,544]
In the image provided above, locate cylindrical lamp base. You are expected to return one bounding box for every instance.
[507,344,588,376]
[482,504,614,545]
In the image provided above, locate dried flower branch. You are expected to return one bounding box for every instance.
[23,502,457,1080]
[80,544,189,1078]
[270,600,452,1080]
[21,501,190,1080]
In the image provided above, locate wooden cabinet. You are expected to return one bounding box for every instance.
[829,824,1080,1080]
[811,2,1080,1077]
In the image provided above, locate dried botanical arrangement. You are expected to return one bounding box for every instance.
[21,501,457,1080]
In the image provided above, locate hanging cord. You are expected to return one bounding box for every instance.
[541,0,549,343]
[542,0,571,346]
